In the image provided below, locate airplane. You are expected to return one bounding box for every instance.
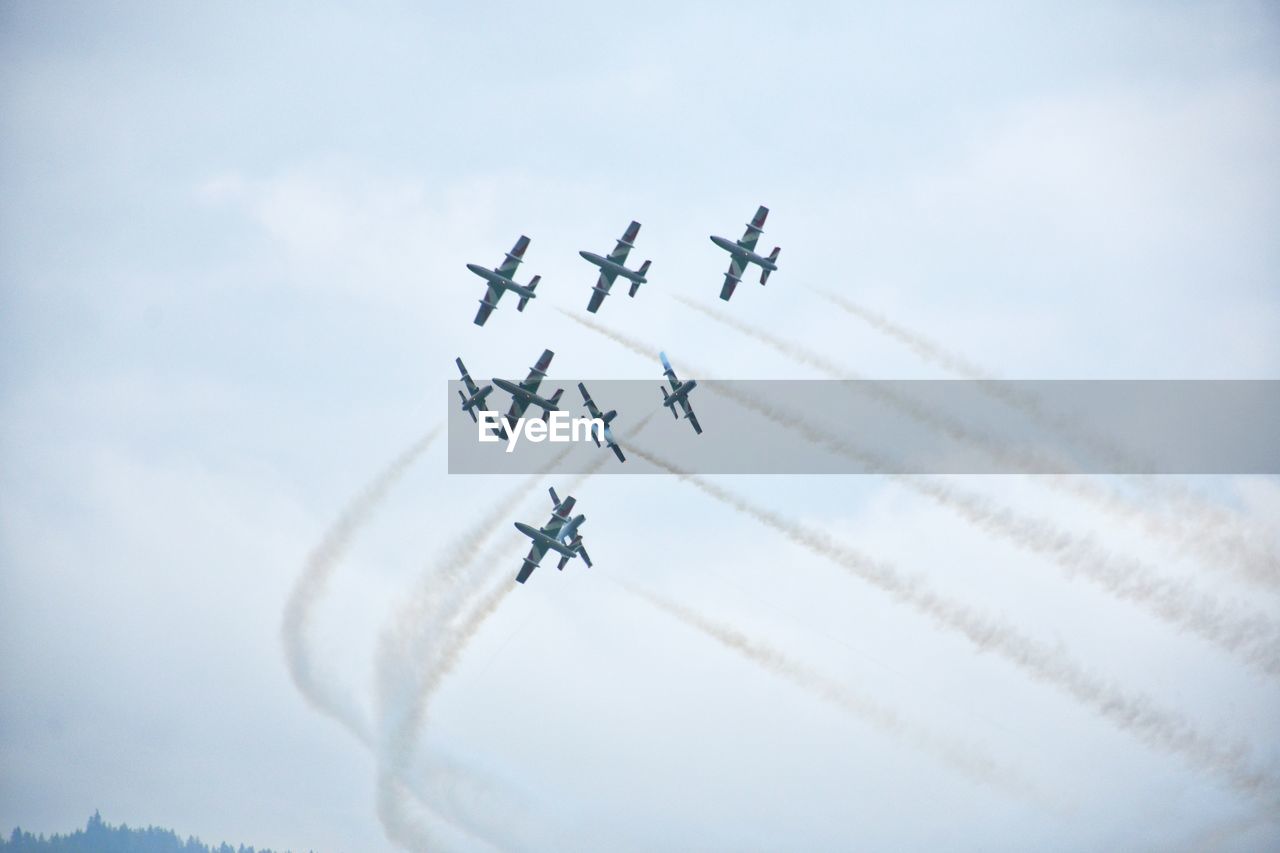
[493,348,564,425]
[579,220,652,313]
[514,487,593,583]
[455,357,495,422]
[659,351,702,434]
[467,235,541,326]
[710,205,781,301]
[578,382,625,462]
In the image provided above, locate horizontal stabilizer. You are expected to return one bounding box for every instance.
[542,388,564,420]
[517,275,540,312]
[630,259,650,297]
[761,247,780,285]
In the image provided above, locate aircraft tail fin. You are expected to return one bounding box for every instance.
[542,388,564,420]
[761,247,781,285]
[630,260,651,297]
[518,275,540,311]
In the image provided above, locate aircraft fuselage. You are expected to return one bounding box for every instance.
[493,377,559,412]
[515,518,584,557]
[709,235,778,270]
[578,250,647,283]
[663,380,697,408]
[467,263,537,297]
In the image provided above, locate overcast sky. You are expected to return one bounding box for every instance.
[2,2,1279,851]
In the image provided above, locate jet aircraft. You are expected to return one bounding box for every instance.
[579,221,651,313]
[578,382,625,462]
[493,348,563,425]
[467,235,541,326]
[659,351,702,434]
[514,488,593,583]
[455,357,496,422]
[710,206,780,301]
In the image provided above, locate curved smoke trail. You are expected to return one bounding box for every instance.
[374,414,653,852]
[627,441,1280,808]
[282,425,442,742]
[374,471,555,852]
[561,308,1280,678]
[805,288,1280,590]
[281,425,495,849]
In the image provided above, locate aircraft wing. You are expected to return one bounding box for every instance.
[504,395,530,424]
[519,349,554,394]
[456,358,482,397]
[587,269,618,312]
[677,397,703,435]
[607,221,640,264]
[537,491,576,543]
[737,206,768,252]
[578,383,604,420]
[496,235,531,280]
[548,494,575,523]
[516,540,546,584]
[474,284,503,326]
[720,256,746,300]
[609,441,626,463]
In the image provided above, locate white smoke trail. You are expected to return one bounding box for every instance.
[374,471,554,852]
[805,287,1280,589]
[627,441,1280,807]
[375,416,656,851]
[282,425,442,742]
[281,425,497,849]
[562,308,1280,677]
[620,580,1048,804]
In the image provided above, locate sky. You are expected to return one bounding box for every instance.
[2,1,1279,851]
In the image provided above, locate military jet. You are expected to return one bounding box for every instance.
[710,206,781,301]
[514,487,593,583]
[493,348,564,424]
[467,235,541,326]
[579,220,652,313]
[578,382,625,462]
[659,351,702,434]
[455,357,495,422]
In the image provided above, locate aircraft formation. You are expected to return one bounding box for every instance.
[465,206,780,324]
[455,205,781,582]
